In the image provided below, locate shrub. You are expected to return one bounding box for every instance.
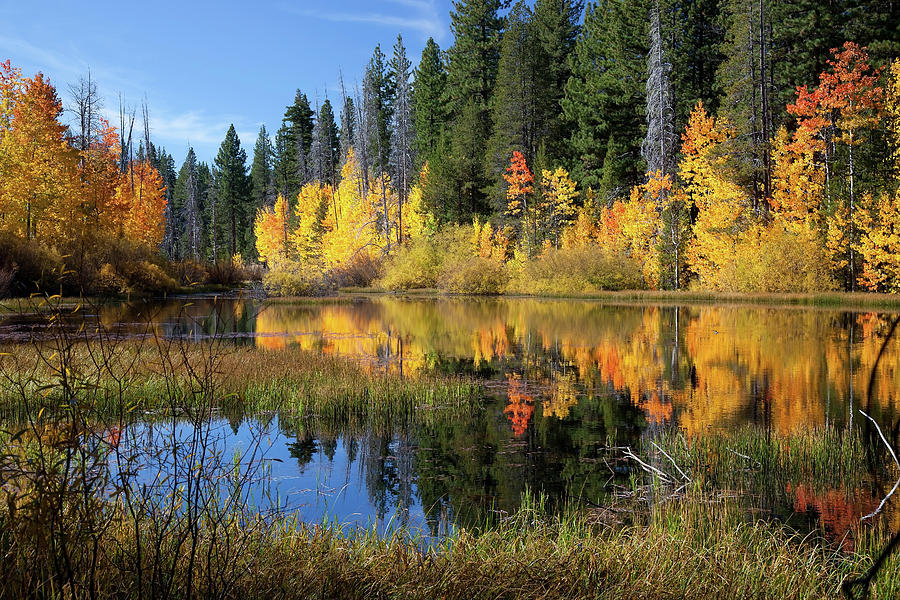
[95,260,177,296]
[168,260,210,287]
[379,238,444,290]
[330,252,383,288]
[263,262,326,297]
[207,260,247,286]
[711,225,836,293]
[242,262,265,282]
[0,263,15,298]
[379,227,473,291]
[0,232,66,295]
[438,256,508,294]
[507,246,645,295]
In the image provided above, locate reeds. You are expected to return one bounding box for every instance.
[0,341,481,429]
[2,488,895,599]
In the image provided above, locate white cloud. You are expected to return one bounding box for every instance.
[0,34,139,95]
[151,110,240,147]
[279,0,445,42]
[0,33,249,159]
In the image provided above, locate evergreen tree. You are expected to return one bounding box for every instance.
[273,127,289,198]
[309,98,340,186]
[250,125,276,209]
[412,38,448,168]
[669,0,724,127]
[391,34,415,243]
[530,0,582,163]
[153,148,177,257]
[364,45,394,178]
[196,162,214,260]
[767,0,836,126]
[844,0,900,69]
[443,0,507,220]
[213,125,251,259]
[339,94,356,167]
[564,0,648,200]
[715,0,773,208]
[486,1,537,211]
[274,91,314,202]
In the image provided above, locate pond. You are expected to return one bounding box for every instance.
[3,294,899,542]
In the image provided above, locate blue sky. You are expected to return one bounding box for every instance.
[0,0,452,165]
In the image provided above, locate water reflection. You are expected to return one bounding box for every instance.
[4,295,899,543]
[245,297,900,436]
[10,296,897,433]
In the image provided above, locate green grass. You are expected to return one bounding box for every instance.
[645,426,875,494]
[0,341,481,430]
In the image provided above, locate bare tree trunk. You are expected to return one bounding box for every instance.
[758,0,771,209]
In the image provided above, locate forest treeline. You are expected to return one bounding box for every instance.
[2,0,900,297]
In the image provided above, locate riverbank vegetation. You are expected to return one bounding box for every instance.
[5,3,900,301]
[0,335,479,429]
[2,487,897,599]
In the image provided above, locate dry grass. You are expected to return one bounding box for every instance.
[1,491,895,600]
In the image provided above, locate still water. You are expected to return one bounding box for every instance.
[4,295,900,539]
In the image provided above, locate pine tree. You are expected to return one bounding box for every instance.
[564,0,649,200]
[530,0,582,163]
[444,0,507,220]
[390,34,415,244]
[197,161,215,259]
[487,1,536,213]
[174,147,203,260]
[769,0,841,123]
[669,0,724,128]
[339,94,356,168]
[274,91,314,202]
[213,125,251,259]
[309,98,339,187]
[412,38,448,170]
[715,0,773,208]
[153,149,177,257]
[250,125,275,209]
[273,127,290,198]
[364,45,394,178]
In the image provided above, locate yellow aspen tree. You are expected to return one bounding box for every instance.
[561,199,599,250]
[856,60,900,291]
[295,183,330,262]
[539,166,578,248]
[255,194,292,267]
[621,172,672,288]
[856,191,900,292]
[679,102,748,289]
[770,125,824,231]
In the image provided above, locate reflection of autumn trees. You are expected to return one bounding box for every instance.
[245,298,900,436]
[787,482,880,551]
[503,374,534,437]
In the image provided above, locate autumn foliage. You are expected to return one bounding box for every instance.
[0,60,168,294]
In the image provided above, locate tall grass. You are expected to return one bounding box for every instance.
[1,487,895,599]
[0,341,481,428]
[643,427,874,495]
